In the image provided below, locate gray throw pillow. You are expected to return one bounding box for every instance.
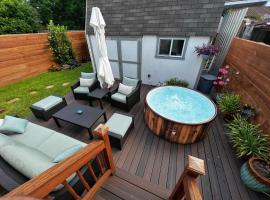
[0,116,28,135]
[81,72,96,79]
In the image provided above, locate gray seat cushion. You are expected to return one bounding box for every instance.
[106,113,133,137]
[123,77,138,88]
[81,72,96,79]
[111,93,127,103]
[74,86,89,94]
[0,143,55,179]
[32,96,63,111]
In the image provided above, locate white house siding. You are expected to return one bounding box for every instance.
[141,36,210,88]
[89,35,210,89]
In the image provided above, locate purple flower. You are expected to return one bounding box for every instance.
[194,44,220,56]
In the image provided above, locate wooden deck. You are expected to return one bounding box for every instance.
[25,85,267,200]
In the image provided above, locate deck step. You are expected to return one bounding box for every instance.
[94,168,171,200]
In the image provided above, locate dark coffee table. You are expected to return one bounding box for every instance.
[88,88,110,109]
[52,102,107,139]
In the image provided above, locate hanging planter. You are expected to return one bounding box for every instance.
[194,44,220,59]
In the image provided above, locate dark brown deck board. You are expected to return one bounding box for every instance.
[135,131,154,177]
[142,133,159,182]
[208,128,232,200]
[26,84,265,200]
[159,141,171,188]
[166,143,177,189]
[197,140,212,200]
[151,138,165,185]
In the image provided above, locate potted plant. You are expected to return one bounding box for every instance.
[227,115,270,195]
[165,78,189,88]
[241,104,256,120]
[213,65,230,93]
[194,44,220,60]
[217,93,241,121]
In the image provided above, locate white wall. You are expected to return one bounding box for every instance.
[89,34,210,88]
[141,36,210,88]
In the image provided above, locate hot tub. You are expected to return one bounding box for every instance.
[144,86,217,144]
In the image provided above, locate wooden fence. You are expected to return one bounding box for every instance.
[225,38,270,137]
[0,31,89,87]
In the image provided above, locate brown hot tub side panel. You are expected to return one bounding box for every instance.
[144,103,214,144]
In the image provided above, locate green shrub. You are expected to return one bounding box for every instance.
[217,93,241,115]
[165,78,189,87]
[227,115,270,162]
[47,20,76,66]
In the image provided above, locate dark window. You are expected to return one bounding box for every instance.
[171,40,184,56]
[157,38,186,58]
[159,39,171,55]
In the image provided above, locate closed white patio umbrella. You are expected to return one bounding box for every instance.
[90,7,114,88]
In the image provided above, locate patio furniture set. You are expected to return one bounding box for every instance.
[29,72,141,149]
[0,72,140,194]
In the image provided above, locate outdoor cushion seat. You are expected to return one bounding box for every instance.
[32,96,63,111]
[73,86,90,94]
[106,113,134,149]
[30,96,67,121]
[71,73,100,101]
[0,143,55,179]
[122,76,139,88]
[0,118,87,192]
[110,77,142,111]
[111,93,127,104]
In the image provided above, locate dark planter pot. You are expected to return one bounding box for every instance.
[240,157,270,194]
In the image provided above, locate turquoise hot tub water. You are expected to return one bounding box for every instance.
[146,86,216,124]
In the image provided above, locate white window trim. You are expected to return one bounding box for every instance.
[156,37,187,59]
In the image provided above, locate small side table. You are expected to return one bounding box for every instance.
[88,88,109,109]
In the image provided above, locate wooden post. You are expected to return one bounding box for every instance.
[169,156,205,200]
[94,124,115,174]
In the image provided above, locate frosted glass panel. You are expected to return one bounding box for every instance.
[106,39,118,60]
[121,41,138,62]
[122,63,137,78]
[110,61,120,79]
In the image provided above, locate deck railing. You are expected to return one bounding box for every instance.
[4,124,115,200]
[169,155,205,200]
[4,124,205,200]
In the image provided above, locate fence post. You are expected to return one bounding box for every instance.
[94,124,115,174]
[169,156,205,200]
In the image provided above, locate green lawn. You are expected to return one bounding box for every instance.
[0,63,93,118]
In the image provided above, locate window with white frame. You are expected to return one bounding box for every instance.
[157,38,186,58]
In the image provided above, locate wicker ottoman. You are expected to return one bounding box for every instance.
[106,113,134,150]
[30,96,67,121]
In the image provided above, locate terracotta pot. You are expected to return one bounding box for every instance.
[240,157,270,194]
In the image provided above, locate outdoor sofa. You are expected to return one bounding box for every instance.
[0,116,96,199]
[110,77,142,111]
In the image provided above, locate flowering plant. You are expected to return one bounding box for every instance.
[194,44,220,56]
[214,65,230,91]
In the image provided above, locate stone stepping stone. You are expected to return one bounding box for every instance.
[46,85,54,89]
[7,98,20,104]
[0,108,5,114]
[30,91,38,96]
[62,82,70,86]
